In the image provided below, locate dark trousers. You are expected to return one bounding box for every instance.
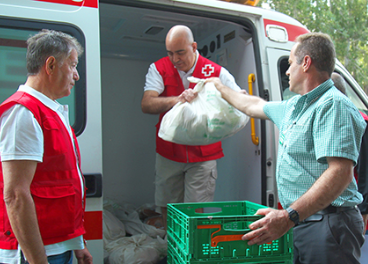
[293,207,364,264]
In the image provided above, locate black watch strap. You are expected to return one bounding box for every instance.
[286,207,299,225]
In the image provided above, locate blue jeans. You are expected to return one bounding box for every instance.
[48,251,73,264]
[20,250,73,264]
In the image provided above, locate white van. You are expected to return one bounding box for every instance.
[1,0,367,262]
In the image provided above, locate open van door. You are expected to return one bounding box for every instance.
[265,47,292,208]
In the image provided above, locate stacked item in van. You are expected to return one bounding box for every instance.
[103,200,167,264]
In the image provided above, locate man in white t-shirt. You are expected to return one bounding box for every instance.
[0,30,92,264]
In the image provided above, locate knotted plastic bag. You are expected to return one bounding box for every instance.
[158,77,249,145]
[106,234,166,264]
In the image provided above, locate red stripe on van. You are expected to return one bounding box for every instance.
[34,0,98,8]
[84,211,103,240]
[264,19,310,42]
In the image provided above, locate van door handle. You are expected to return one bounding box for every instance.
[248,73,259,146]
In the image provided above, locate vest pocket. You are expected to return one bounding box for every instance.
[0,185,13,238]
[42,117,72,157]
[31,184,76,240]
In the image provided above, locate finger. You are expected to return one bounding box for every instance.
[248,233,273,246]
[248,218,266,230]
[242,228,262,241]
[255,208,272,215]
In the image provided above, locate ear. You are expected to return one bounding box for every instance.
[302,55,312,72]
[192,41,197,52]
[45,56,57,75]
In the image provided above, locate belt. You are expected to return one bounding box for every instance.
[299,205,357,224]
[315,204,357,214]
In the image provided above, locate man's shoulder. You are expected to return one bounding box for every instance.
[155,56,171,66]
[198,54,221,68]
[154,56,174,73]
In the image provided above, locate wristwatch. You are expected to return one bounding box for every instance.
[286,207,299,226]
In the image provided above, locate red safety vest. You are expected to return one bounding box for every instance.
[0,91,85,250]
[154,54,224,163]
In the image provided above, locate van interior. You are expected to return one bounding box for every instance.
[99,2,266,209]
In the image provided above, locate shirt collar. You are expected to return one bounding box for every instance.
[303,79,334,103]
[18,85,64,113]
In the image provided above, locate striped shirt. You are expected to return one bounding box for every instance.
[264,79,366,208]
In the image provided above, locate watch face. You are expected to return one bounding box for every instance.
[287,207,299,224]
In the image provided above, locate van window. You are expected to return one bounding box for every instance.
[343,77,368,115]
[0,19,86,135]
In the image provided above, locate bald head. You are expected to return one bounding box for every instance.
[166,25,194,44]
[165,25,197,72]
[331,72,347,95]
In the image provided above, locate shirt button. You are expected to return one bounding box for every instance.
[5,230,11,236]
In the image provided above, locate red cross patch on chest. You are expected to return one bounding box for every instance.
[202,64,215,77]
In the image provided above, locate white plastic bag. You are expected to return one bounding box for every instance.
[106,234,166,264]
[159,77,249,145]
[103,210,126,245]
[103,199,166,239]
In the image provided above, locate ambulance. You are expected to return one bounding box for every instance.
[0,0,367,262]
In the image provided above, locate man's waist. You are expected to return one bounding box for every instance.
[299,205,357,224]
[315,204,357,214]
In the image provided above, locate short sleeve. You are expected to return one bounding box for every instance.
[219,67,241,92]
[263,101,287,129]
[313,98,366,165]
[0,104,43,162]
[144,63,165,94]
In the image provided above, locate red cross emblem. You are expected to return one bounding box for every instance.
[202,64,215,77]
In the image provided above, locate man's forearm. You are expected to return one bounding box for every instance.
[3,160,48,264]
[141,94,179,114]
[5,192,48,264]
[209,78,268,119]
[289,158,353,221]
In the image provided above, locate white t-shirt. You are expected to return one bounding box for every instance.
[0,85,84,264]
[144,51,242,93]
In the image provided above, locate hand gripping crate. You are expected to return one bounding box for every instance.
[167,200,293,264]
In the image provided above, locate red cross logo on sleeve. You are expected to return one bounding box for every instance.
[202,64,215,77]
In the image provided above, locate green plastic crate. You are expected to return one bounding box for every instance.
[167,200,293,264]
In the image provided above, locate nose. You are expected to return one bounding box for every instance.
[74,69,80,81]
[172,53,180,63]
[286,67,290,76]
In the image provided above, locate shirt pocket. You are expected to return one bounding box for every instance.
[286,124,313,154]
[31,184,76,239]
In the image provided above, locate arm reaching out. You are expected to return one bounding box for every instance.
[206,77,268,119]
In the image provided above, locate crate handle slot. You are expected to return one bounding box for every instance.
[194,207,223,215]
[223,228,251,232]
[197,224,247,247]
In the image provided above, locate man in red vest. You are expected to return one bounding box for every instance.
[141,25,242,227]
[0,30,92,264]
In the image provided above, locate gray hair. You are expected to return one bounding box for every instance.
[26,29,83,75]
